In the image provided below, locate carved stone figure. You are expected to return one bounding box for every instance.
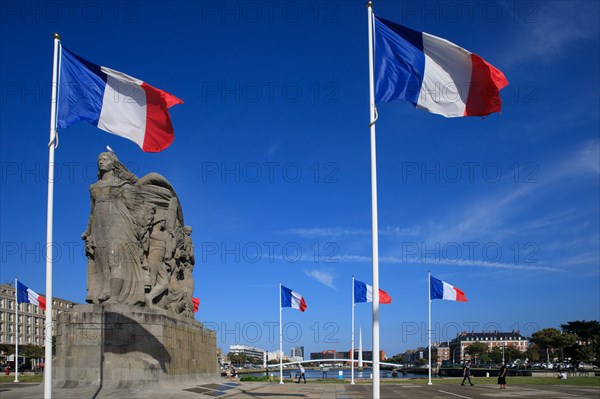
[82,152,196,316]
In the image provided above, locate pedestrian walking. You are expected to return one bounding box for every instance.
[461,361,474,386]
[295,364,306,383]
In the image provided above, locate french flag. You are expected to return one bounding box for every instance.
[354,279,392,304]
[16,281,46,310]
[374,16,508,117]
[430,275,468,302]
[58,47,183,152]
[281,285,307,312]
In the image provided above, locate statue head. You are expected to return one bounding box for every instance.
[97,152,138,184]
[183,226,192,236]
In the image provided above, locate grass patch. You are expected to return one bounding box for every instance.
[0,374,44,383]
[240,375,271,382]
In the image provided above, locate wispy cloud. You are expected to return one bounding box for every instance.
[502,1,599,66]
[332,254,564,273]
[304,269,338,289]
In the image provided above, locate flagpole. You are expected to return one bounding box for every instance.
[44,33,60,399]
[279,282,284,384]
[428,271,432,385]
[351,276,355,384]
[14,278,19,383]
[367,2,380,398]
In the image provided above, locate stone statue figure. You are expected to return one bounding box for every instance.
[82,152,196,317]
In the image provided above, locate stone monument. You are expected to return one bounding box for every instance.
[54,152,218,391]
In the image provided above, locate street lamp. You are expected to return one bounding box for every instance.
[502,342,505,364]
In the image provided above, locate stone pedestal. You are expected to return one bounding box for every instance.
[54,304,218,390]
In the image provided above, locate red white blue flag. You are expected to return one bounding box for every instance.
[281,285,307,312]
[57,47,183,152]
[354,279,392,304]
[16,281,46,310]
[430,276,468,302]
[374,16,508,117]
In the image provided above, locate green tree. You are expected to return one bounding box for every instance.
[490,347,503,363]
[524,343,541,362]
[561,320,600,363]
[227,352,247,367]
[465,342,488,366]
[560,320,600,342]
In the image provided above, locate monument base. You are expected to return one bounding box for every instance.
[54,304,219,390]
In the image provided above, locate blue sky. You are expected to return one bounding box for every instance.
[1,0,598,358]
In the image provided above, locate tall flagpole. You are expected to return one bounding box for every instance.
[351,276,355,384]
[45,33,60,399]
[428,272,432,385]
[367,2,380,398]
[14,278,19,383]
[279,283,284,384]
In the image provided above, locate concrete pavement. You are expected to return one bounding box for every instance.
[1,380,599,398]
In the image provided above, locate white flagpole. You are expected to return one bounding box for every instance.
[351,276,355,384]
[14,278,19,383]
[44,33,60,399]
[279,283,284,384]
[428,272,432,385]
[359,327,363,368]
[367,2,380,398]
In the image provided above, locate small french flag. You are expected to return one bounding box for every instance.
[354,279,392,304]
[281,285,307,312]
[58,46,183,152]
[430,275,468,302]
[16,281,46,310]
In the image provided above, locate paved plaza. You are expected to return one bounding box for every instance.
[1,380,600,399]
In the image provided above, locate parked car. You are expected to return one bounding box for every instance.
[577,363,597,371]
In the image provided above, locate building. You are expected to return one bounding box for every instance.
[290,346,304,359]
[229,344,265,363]
[436,342,450,366]
[0,283,77,348]
[449,331,528,363]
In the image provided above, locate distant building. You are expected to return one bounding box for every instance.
[290,346,304,359]
[0,283,77,348]
[436,342,450,366]
[229,344,265,363]
[449,331,528,363]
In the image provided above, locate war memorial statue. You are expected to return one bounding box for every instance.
[81,151,196,316]
[53,152,218,392]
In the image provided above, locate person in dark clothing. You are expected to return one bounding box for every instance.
[498,363,507,389]
[295,365,306,383]
[461,362,474,386]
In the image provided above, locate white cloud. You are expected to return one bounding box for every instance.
[503,1,599,66]
[304,269,337,289]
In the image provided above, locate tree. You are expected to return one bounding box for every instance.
[560,320,600,342]
[530,328,577,363]
[524,344,541,362]
[465,342,488,366]
[490,347,503,363]
[560,320,600,363]
[227,352,247,367]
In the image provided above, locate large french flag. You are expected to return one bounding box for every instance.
[374,16,508,117]
[430,276,468,302]
[16,281,46,310]
[281,285,307,312]
[58,47,183,152]
[354,280,392,304]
